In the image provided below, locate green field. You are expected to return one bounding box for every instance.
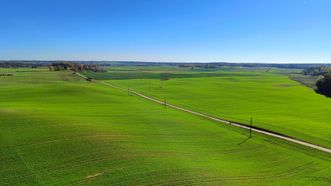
[1,68,331,185]
[84,66,331,149]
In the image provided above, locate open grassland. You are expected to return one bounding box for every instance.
[290,74,320,89]
[1,69,331,185]
[84,66,331,149]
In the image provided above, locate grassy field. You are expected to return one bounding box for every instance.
[84,66,331,149]
[1,68,331,185]
[290,74,320,89]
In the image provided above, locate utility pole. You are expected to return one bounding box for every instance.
[128,88,130,96]
[249,117,253,138]
[164,97,167,108]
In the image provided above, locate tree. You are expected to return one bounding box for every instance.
[316,74,331,97]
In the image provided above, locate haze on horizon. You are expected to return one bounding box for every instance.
[0,0,330,63]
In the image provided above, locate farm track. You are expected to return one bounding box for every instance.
[76,72,331,155]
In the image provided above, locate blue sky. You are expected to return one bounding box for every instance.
[0,0,330,63]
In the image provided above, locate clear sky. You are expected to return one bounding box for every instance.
[0,0,330,63]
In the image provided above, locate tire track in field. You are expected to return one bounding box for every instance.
[75,72,331,155]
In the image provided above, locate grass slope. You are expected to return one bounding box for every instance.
[1,69,331,185]
[85,66,331,148]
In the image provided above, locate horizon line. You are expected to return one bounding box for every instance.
[0,59,330,65]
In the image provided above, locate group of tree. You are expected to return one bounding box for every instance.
[178,64,218,69]
[316,74,331,98]
[48,62,105,72]
[48,63,68,71]
[303,66,331,98]
[303,66,331,76]
[0,62,40,68]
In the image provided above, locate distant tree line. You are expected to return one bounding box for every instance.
[178,64,218,69]
[303,66,331,76]
[48,62,106,72]
[0,62,40,68]
[2,60,331,69]
[0,61,106,72]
